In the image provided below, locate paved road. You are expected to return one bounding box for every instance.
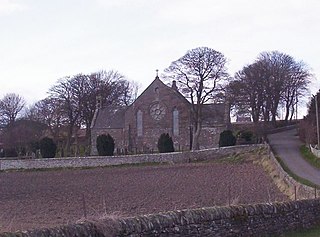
[268,128,320,186]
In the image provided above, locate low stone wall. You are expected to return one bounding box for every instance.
[0,145,262,171]
[2,199,320,237]
[267,145,320,199]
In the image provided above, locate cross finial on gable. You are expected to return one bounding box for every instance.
[155,69,159,78]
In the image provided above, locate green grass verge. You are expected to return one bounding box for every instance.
[280,225,320,237]
[195,153,249,164]
[300,145,320,169]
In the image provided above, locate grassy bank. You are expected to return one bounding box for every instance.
[273,153,320,189]
[300,145,320,169]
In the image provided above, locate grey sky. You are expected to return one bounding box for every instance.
[1,0,319,115]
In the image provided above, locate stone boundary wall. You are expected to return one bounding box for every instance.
[0,145,262,171]
[267,144,320,199]
[2,199,320,237]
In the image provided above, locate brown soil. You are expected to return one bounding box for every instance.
[0,162,288,232]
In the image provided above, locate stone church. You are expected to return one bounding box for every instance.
[90,76,230,155]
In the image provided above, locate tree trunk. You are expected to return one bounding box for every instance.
[284,104,290,123]
[191,121,201,151]
[65,124,74,157]
[271,111,277,127]
[85,125,91,156]
[289,105,295,121]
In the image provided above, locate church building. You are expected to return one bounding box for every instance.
[90,76,230,155]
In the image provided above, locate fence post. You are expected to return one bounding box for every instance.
[103,196,107,216]
[228,185,231,206]
[294,186,297,201]
[82,194,87,219]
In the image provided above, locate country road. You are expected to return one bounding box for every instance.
[268,128,320,186]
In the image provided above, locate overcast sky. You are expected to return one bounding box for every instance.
[1,0,320,115]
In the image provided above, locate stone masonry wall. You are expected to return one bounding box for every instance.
[2,199,320,237]
[124,78,191,152]
[267,144,320,199]
[0,145,261,171]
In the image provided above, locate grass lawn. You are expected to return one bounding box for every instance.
[280,226,320,236]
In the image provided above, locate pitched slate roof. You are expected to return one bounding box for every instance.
[125,76,190,110]
[92,107,126,129]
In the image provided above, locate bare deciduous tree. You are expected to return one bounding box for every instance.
[281,60,311,121]
[165,47,229,150]
[27,97,64,142]
[0,93,25,126]
[49,74,87,156]
[81,70,137,154]
[46,70,137,156]
[229,62,265,123]
[229,51,312,126]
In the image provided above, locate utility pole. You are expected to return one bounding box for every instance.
[316,94,320,148]
[296,88,298,120]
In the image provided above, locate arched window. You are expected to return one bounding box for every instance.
[137,110,143,136]
[173,108,179,136]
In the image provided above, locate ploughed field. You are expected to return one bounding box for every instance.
[0,161,288,232]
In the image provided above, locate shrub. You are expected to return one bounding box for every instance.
[219,130,236,147]
[96,134,115,156]
[40,137,57,158]
[239,130,253,142]
[157,133,175,153]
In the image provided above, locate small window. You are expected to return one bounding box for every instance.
[137,110,143,136]
[173,108,179,136]
[155,87,159,100]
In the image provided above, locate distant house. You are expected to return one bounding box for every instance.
[90,76,230,155]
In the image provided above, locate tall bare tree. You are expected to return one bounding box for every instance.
[229,62,265,123]
[281,61,311,121]
[0,93,25,127]
[47,70,137,156]
[229,51,311,125]
[27,97,64,142]
[165,47,229,150]
[80,70,136,153]
[49,74,87,156]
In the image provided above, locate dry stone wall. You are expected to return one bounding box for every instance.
[0,145,262,171]
[2,199,320,237]
[267,144,320,199]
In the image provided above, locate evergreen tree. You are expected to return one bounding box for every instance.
[219,130,236,147]
[40,137,57,158]
[96,134,115,156]
[157,133,175,153]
